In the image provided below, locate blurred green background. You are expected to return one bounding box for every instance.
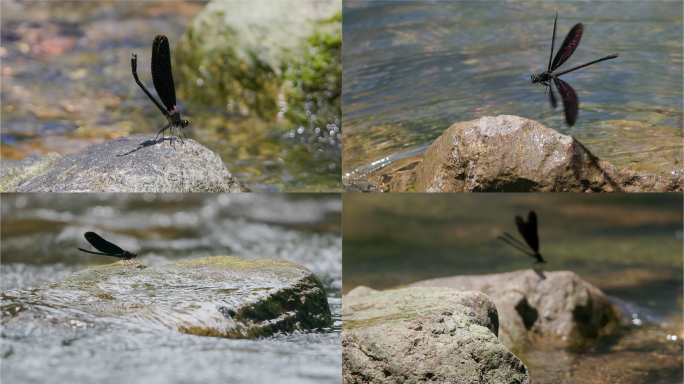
[343,193,682,318]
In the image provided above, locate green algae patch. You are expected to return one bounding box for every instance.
[170,255,308,272]
[179,326,227,338]
[343,286,498,334]
[280,11,341,132]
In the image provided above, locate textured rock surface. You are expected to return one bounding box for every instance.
[6,134,247,192]
[1,256,332,338]
[342,286,531,384]
[356,115,682,192]
[0,152,63,191]
[416,115,682,192]
[409,270,623,352]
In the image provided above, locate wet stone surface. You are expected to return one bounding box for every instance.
[342,286,531,384]
[348,116,683,193]
[1,256,332,339]
[3,134,248,192]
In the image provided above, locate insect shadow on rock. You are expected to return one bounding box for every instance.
[115,138,159,157]
[531,13,619,126]
[131,35,188,147]
[498,211,546,264]
[77,231,140,266]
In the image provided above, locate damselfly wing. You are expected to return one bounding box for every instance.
[77,231,140,266]
[498,211,546,263]
[131,35,188,145]
[531,14,619,126]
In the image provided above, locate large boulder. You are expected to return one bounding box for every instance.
[409,270,623,352]
[3,134,247,192]
[342,286,531,384]
[353,115,682,192]
[1,256,332,338]
[415,115,682,192]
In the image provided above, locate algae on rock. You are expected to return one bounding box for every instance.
[2,256,332,339]
[175,1,342,149]
[342,286,531,384]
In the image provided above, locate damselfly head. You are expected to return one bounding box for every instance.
[181,119,189,127]
[530,74,540,83]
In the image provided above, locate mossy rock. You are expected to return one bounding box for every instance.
[175,0,341,142]
[3,256,332,338]
[342,286,531,383]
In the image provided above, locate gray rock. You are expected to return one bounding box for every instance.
[377,115,681,192]
[6,134,248,192]
[409,270,622,352]
[0,152,63,191]
[2,256,332,338]
[342,286,531,384]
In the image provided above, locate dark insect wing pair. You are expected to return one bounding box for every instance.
[77,232,140,266]
[132,35,188,144]
[498,211,546,263]
[531,13,619,126]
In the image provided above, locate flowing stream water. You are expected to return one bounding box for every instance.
[2,193,342,384]
[1,1,341,192]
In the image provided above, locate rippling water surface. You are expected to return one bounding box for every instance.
[2,193,342,384]
[343,1,683,185]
